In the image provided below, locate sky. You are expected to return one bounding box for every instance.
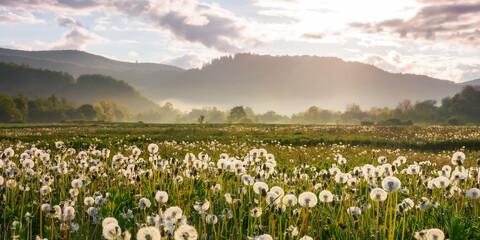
[0,0,479,82]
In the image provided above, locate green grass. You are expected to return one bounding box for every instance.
[0,123,479,239]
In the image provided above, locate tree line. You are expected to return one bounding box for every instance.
[0,94,131,123]
[134,85,480,125]
[1,85,479,125]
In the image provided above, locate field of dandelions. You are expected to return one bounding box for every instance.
[1,123,480,240]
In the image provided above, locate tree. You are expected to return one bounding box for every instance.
[304,106,320,124]
[228,106,247,123]
[397,99,412,112]
[78,104,97,120]
[13,95,28,121]
[198,114,205,124]
[0,94,22,122]
[206,107,227,123]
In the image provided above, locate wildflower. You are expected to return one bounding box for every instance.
[102,223,121,240]
[266,192,280,206]
[466,188,480,199]
[319,190,334,203]
[370,188,388,201]
[300,236,313,240]
[165,206,183,221]
[299,192,317,207]
[138,198,151,208]
[148,144,159,153]
[270,186,285,197]
[174,224,198,240]
[282,194,297,206]
[253,182,269,195]
[382,176,401,191]
[347,206,361,215]
[250,207,262,217]
[136,226,161,240]
[40,185,51,195]
[102,217,118,228]
[426,228,444,240]
[242,174,254,186]
[378,156,387,164]
[193,201,210,212]
[451,152,465,166]
[334,173,348,184]
[205,214,218,224]
[435,177,450,188]
[155,191,168,204]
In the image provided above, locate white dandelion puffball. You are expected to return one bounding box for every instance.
[174,224,198,240]
[242,174,254,186]
[377,156,387,164]
[155,191,168,204]
[103,223,121,240]
[319,190,334,203]
[467,188,480,199]
[299,192,318,207]
[250,207,262,217]
[299,236,313,240]
[148,143,159,153]
[102,217,118,228]
[335,172,348,184]
[382,176,401,191]
[347,206,362,215]
[435,177,450,188]
[282,194,297,207]
[370,188,388,201]
[137,226,161,240]
[258,234,273,240]
[270,186,285,197]
[253,182,269,195]
[426,228,444,240]
[138,198,151,208]
[451,151,465,165]
[164,206,183,221]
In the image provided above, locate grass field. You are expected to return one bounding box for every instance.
[1,123,479,239]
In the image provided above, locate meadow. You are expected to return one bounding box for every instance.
[1,123,480,240]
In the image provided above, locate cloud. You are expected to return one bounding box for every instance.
[0,40,33,50]
[0,10,44,24]
[355,50,480,82]
[139,1,262,53]
[55,15,82,27]
[128,51,138,57]
[163,53,205,69]
[47,15,107,50]
[350,0,480,46]
[301,33,324,40]
[0,0,264,53]
[48,26,106,50]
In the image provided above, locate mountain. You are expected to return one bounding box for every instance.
[0,47,182,93]
[153,54,465,113]
[1,48,478,114]
[0,62,158,113]
[461,78,480,86]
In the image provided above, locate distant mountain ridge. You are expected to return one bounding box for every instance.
[0,47,478,114]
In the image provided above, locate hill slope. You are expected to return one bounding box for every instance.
[0,62,158,113]
[153,54,464,113]
[2,48,478,113]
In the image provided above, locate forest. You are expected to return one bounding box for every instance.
[1,85,479,125]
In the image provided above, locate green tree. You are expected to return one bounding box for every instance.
[13,95,28,121]
[0,94,22,122]
[228,106,247,123]
[77,104,97,120]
